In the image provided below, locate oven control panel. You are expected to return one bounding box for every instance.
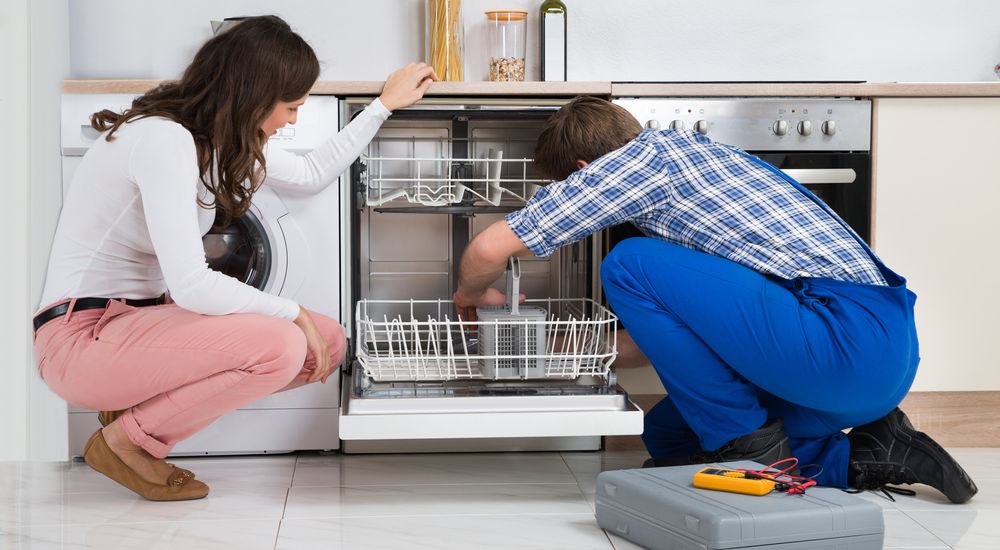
[612,98,871,152]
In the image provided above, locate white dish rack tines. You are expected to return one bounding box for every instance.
[355,260,618,382]
[360,136,549,206]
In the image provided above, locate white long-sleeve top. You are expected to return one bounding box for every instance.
[38,98,391,320]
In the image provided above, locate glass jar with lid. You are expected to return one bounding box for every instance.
[485,10,527,81]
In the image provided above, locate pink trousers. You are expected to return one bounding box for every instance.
[32,299,346,458]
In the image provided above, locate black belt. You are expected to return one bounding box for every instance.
[32,296,166,333]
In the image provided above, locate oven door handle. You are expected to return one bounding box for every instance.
[781,168,857,185]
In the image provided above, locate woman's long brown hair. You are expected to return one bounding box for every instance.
[90,15,320,223]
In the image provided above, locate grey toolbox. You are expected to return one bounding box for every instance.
[595,461,884,550]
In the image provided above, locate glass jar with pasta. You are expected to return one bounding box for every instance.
[426,0,464,81]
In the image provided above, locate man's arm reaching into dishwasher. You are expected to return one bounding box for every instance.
[452,219,529,322]
[451,207,650,367]
[451,95,976,504]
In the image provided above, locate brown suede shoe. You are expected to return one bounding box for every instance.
[98,410,124,427]
[83,429,209,501]
[97,410,197,480]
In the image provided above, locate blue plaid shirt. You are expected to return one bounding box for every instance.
[507,128,888,286]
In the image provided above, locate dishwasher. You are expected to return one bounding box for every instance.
[336,97,643,453]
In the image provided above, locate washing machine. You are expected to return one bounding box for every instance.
[60,93,344,456]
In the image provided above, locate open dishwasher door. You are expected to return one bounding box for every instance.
[339,265,644,447]
[339,372,643,445]
[337,97,643,452]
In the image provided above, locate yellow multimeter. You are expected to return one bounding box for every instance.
[693,467,776,496]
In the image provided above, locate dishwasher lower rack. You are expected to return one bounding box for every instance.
[354,298,618,382]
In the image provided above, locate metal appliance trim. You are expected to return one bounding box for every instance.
[344,97,570,110]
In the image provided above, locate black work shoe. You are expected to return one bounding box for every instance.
[688,418,793,468]
[848,408,978,504]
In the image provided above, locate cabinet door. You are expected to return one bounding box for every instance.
[874,98,1000,391]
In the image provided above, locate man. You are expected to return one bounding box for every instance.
[453,96,976,503]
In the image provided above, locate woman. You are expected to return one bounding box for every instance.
[32,15,435,501]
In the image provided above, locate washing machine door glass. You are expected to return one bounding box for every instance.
[202,208,272,291]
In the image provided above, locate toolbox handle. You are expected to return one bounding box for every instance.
[505,257,521,315]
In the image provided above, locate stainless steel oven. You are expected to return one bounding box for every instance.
[337,97,643,453]
[613,98,873,241]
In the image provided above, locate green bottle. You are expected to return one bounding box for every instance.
[540,0,567,81]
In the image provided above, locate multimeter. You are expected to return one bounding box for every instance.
[693,467,777,496]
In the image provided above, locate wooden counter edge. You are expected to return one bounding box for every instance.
[610,82,1000,97]
[65,80,1000,97]
[63,80,613,96]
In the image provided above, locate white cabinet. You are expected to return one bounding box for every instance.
[873,98,1000,391]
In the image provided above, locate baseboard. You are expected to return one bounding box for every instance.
[606,391,1000,451]
[897,391,1000,447]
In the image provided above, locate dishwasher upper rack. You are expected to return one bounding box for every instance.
[359,136,550,207]
[355,298,618,382]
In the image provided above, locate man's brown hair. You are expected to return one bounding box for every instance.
[533,96,643,181]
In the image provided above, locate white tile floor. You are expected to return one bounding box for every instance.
[0,448,995,549]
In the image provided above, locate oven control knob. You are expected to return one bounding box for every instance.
[822,120,838,136]
[694,120,709,134]
[797,120,813,136]
[669,119,685,131]
[772,120,789,136]
[645,119,661,130]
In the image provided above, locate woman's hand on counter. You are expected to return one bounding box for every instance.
[379,62,438,112]
[294,306,334,384]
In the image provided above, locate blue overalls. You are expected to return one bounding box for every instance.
[601,153,919,488]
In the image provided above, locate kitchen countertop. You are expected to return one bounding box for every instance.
[63,79,1000,97]
[62,80,612,96]
[611,81,1000,97]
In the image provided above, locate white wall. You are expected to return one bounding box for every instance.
[68,0,1000,83]
[1,0,70,462]
[29,0,72,461]
[1,0,32,462]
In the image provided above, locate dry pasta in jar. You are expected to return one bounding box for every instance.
[427,0,464,81]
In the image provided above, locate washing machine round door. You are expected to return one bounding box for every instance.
[202,208,272,291]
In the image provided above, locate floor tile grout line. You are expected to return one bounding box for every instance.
[4,518,287,531]
[895,508,960,549]
[9,506,985,532]
[280,456,299,518]
[274,517,284,550]
[288,481,583,489]
[558,452,601,515]
[602,530,619,550]
[25,486,298,496]
[280,512,602,521]
[272,454,300,550]
[559,452,588,487]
